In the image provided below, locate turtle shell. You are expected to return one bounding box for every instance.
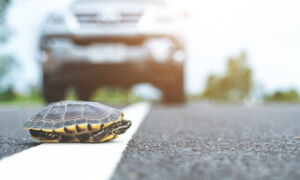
[23,101,124,133]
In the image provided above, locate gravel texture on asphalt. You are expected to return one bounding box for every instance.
[112,102,300,180]
[0,106,41,159]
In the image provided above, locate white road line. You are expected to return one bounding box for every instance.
[0,102,151,180]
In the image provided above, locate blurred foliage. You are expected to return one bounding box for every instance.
[201,52,252,102]
[264,89,300,103]
[0,55,18,91]
[0,86,14,101]
[0,86,142,106]
[0,55,15,80]
[65,88,78,101]
[64,86,142,106]
[91,87,142,106]
[0,0,11,42]
[0,86,44,105]
[0,25,11,42]
[0,0,10,21]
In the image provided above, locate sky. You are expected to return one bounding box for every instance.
[2,0,300,95]
[185,0,300,94]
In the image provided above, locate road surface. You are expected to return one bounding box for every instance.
[0,106,41,158]
[1,102,300,180]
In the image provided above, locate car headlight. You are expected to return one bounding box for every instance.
[45,38,74,59]
[173,50,185,63]
[145,38,174,62]
[49,14,66,25]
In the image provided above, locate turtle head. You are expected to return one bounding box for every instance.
[113,119,132,135]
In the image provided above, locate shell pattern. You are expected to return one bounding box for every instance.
[23,101,123,131]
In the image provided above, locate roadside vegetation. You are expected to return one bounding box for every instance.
[198,52,252,103]
[0,86,141,106]
[0,0,11,42]
[264,89,300,103]
[0,87,44,105]
[190,52,300,104]
[64,87,142,106]
[91,87,142,106]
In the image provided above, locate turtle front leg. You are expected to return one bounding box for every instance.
[29,129,61,143]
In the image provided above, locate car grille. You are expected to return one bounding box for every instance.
[75,11,143,25]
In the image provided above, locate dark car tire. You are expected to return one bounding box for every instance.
[76,86,95,101]
[43,73,66,104]
[162,81,185,104]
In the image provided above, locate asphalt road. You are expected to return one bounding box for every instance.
[0,106,41,159]
[112,102,300,180]
[1,102,300,180]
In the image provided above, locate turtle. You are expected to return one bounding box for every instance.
[23,101,132,143]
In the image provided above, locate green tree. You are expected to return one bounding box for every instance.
[264,89,300,103]
[0,0,11,18]
[0,55,18,101]
[202,52,252,102]
[0,0,11,42]
[0,55,14,79]
[0,0,16,101]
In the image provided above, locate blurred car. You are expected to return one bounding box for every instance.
[39,0,187,104]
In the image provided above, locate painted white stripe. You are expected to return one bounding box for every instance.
[0,102,151,180]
